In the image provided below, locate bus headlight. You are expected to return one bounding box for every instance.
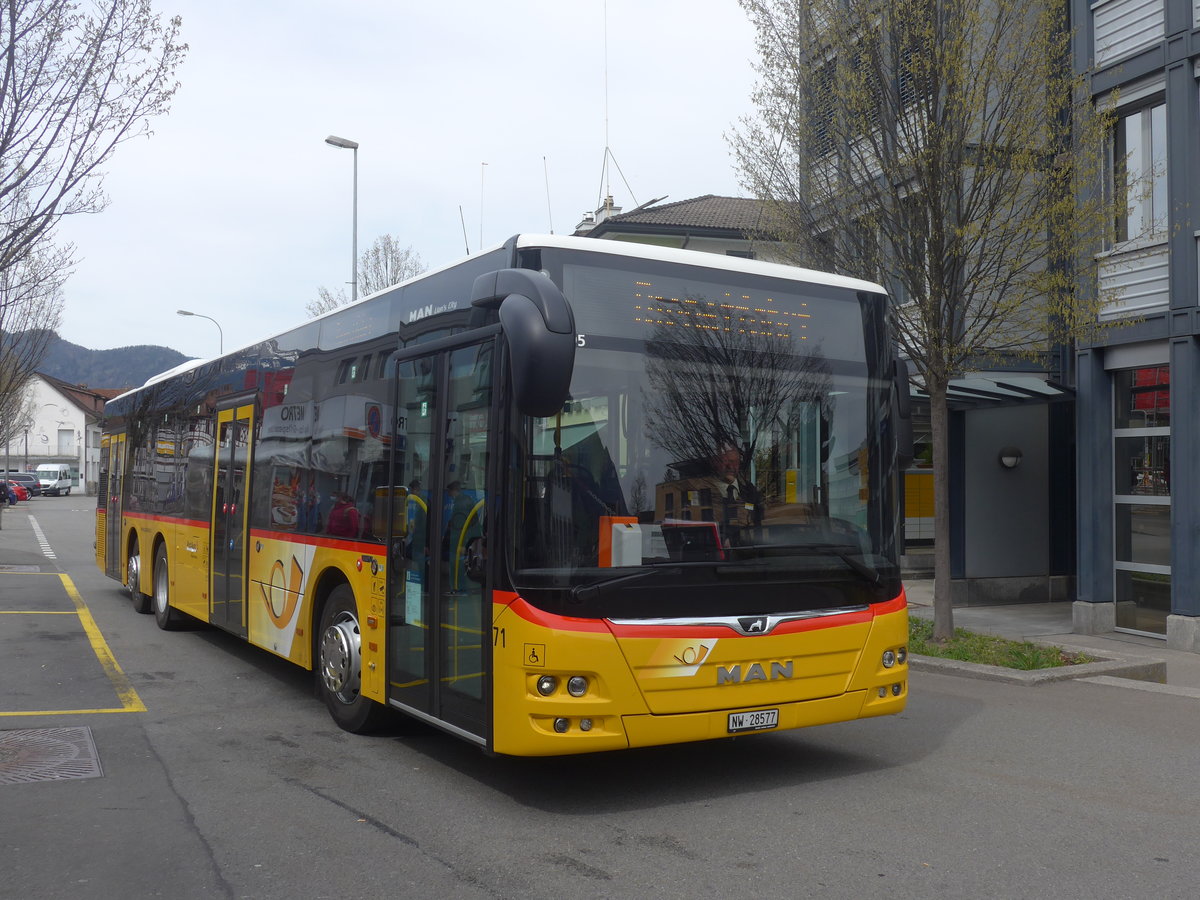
[882,650,896,668]
[567,676,588,697]
[897,647,908,664]
[553,717,569,733]
[536,675,558,696]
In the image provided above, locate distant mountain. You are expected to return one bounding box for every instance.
[35,331,193,392]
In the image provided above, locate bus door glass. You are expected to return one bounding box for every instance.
[211,403,255,636]
[106,432,126,581]
[389,342,492,738]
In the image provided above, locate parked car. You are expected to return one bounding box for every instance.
[5,473,41,497]
[35,463,72,496]
[1,481,26,503]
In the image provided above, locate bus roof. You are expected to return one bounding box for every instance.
[514,233,888,296]
[115,234,887,405]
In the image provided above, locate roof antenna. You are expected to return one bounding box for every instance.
[459,205,470,255]
[595,1,638,214]
[479,162,488,251]
[543,155,555,234]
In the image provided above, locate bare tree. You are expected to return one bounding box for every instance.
[0,242,67,523]
[0,0,184,474]
[0,1,186,275]
[0,240,69,431]
[308,234,426,317]
[731,0,1119,639]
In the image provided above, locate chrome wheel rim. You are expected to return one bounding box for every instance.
[319,611,362,704]
[153,560,169,615]
[126,551,140,596]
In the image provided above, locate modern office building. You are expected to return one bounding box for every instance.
[1072,0,1200,651]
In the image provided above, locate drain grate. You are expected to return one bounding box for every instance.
[0,727,103,785]
[0,565,42,573]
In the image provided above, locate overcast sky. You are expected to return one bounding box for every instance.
[54,0,759,362]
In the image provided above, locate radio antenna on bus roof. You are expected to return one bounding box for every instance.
[543,155,554,234]
[594,0,639,215]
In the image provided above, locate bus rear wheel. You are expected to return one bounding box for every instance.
[152,544,184,631]
[317,585,390,733]
[127,541,151,614]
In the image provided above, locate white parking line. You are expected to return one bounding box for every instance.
[28,515,57,560]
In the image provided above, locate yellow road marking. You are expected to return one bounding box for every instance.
[0,610,76,614]
[59,574,147,713]
[0,573,147,716]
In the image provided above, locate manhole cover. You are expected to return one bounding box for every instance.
[0,727,103,785]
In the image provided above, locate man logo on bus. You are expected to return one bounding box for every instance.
[717,660,795,685]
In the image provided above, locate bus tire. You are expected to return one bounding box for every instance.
[127,540,152,614]
[152,543,184,631]
[316,584,390,733]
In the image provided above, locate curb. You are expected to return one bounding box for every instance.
[910,653,1167,686]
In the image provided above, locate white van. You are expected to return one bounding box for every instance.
[36,463,73,496]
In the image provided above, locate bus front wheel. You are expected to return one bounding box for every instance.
[316,585,390,733]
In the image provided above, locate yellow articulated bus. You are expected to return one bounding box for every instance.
[97,234,912,756]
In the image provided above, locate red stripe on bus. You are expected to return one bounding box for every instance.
[493,595,611,633]
[123,512,208,530]
[493,586,907,637]
[248,528,385,554]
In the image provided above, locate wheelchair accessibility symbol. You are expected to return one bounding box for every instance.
[524,643,546,667]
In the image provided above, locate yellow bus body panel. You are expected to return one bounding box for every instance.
[491,596,908,757]
[246,533,388,704]
[171,521,211,621]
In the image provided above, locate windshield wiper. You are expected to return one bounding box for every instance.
[724,543,880,585]
[570,564,684,603]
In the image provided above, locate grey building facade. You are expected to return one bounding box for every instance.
[1073,0,1200,651]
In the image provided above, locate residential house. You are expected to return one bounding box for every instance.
[1,373,118,494]
[575,194,788,262]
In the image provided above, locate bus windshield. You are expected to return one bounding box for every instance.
[510,250,901,617]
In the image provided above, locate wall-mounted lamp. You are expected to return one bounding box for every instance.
[998,446,1023,469]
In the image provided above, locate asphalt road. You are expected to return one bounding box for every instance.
[2,501,1198,899]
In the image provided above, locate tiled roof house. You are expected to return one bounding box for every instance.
[575,194,786,262]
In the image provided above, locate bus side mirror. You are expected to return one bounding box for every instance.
[471,269,576,417]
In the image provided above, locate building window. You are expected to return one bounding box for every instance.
[1112,365,1170,636]
[1113,100,1167,244]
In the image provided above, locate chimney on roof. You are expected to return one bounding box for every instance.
[575,194,622,233]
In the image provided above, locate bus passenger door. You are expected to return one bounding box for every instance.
[388,342,493,741]
[104,432,127,581]
[211,403,255,637]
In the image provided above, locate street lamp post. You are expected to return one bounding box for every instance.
[325,134,359,303]
[176,309,224,356]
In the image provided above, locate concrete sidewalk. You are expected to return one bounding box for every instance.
[904,578,1200,694]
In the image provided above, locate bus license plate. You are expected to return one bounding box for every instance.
[727,709,779,733]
